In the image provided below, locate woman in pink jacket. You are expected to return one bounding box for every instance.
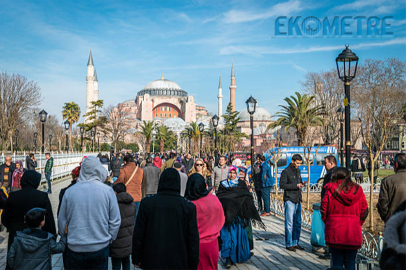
[186,173,225,270]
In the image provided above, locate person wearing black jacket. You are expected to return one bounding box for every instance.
[132,168,199,270]
[252,155,263,212]
[279,154,305,252]
[26,154,37,171]
[0,155,16,190]
[2,170,56,270]
[111,154,123,182]
[321,155,337,199]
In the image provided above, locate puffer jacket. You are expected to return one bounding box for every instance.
[321,180,369,249]
[7,228,66,270]
[115,162,143,202]
[110,192,136,258]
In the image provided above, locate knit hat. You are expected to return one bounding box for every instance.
[173,162,182,169]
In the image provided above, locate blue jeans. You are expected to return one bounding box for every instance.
[45,172,52,193]
[111,256,130,270]
[284,201,302,248]
[134,201,141,225]
[262,187,271,213]
[330,247,357,270]
[65,245,109,270]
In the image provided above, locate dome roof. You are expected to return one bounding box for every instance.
[239,107,272,122]
[162,117,187,132]
[137,76,188,97]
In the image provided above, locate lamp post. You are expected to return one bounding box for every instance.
[175,134,178,152]
[336,106,345,166]
[64,120,70,152]
[152,129,156,153]
[90,130,95,152]
[336,45,359,169]
[198,123,204,158]
[188,130,192,154]
[39,109,48,153]
[212,114,219,163]
[80,127,85,152]
[246,96,257,171]
[15,129,19,153]
[48,134,52,151]
[97,132,100,152]
[33,132,38,153]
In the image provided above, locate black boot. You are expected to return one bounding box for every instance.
[225,258,232,269]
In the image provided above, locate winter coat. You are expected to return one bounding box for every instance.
[132,168,199,270]
[321,166,337,199]
[280,164,303,203]
[7,228,66,270]
[110,192,136,258]
[160,158,175,172]
[115,162,143,202]
[153,156,162,169]
[0,162,16,188]
[182,158,194,174]
[111,158,123,178]
[377,168,406,222]
[100,157,111,172]
[212,165,229,191]
[321,180,369,249]
[252,161,262,192]
[261,162,272,187]
[350,158,365,173]
[2,170,56,252]
[26,157,37,171]
[142,163,161,196]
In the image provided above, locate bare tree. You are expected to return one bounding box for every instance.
[101,105,132,150]
[353,58,406,231]
[0,73,42,153]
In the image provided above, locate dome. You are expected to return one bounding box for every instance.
[163,117,187,132]
[137,76,188,97]
[239,107,272,122]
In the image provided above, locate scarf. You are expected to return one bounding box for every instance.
[217,178,265,230]
[12,161,24,187]
[186,173,209,201]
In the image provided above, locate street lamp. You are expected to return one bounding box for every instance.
[97,132,101,152]
[198,122,204,158]
[246,96,257,170]
[336,45,359,168]
[175,134,178,152]
[64,120,70,152]
[336,106,345,166]
[152,129,156,153]
[103,135,107,143]
[188,129,192,154]
[212,114,219,163]
[80,126,85,152]
[90,129,95,152]
[33,132,38,152]
[39,109,48,153]
[48,134,52,151]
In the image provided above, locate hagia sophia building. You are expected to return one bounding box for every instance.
[84,50,274,151]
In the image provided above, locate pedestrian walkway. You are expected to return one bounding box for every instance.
[0,178,330,270]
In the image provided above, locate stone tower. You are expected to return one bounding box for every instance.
[217,74,223,119]
[85,49,98,123]
[229,59,236,112]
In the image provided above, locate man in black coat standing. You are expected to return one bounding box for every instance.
[132,168,199,270]
[0,155,16,191]
[321,155,338,199]
[2,170,56,270]
[26,153,37,171]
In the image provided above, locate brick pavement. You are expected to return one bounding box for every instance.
[0,178,330,270]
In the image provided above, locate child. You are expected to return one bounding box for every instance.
[110,183,136,270]
[7,208,66,270]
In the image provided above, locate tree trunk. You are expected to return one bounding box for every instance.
[160,139,164,154]
[275,164,279,196]
[69,123,73,152]
[146,139,151,153]
[10,134,13,153]
[369,157,375,232]
[307,163,311,210]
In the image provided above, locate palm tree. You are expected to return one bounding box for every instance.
[185,122,201,154]
[156,125,172,153]
[62,102,81,151]
[139,121,155,153]
[268,92,324,146]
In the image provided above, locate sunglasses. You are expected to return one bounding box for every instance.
[196,164,204,167]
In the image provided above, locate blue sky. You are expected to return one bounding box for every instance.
[0,0,405,124]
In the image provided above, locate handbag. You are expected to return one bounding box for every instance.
[125,166,138,186]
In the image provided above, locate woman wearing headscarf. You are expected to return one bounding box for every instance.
[2,170,56,270]
[186,173,225,270]
[10,161,26,192]
[217,166,265,268]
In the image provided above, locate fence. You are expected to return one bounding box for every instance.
[0,152,97,183]
[266,196,384,261]
[269,183,381,194]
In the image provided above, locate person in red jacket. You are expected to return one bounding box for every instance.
[321,167,368,270]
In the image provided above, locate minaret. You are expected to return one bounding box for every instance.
[85,49,95,123]
[229,59,236,112]
[217,74,223,119]
[93,67,99,102]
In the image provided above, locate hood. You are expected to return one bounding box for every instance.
[328,180,363,206]
[153,156,161,162]
[77,156,108,183]
[15,229,52,252]
[21,170,41,189]
[384,210,406,254]
[117,192,134,204]
[157,168,180,193]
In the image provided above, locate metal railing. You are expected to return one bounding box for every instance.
[265,197,383,261]
[268,183,381,194]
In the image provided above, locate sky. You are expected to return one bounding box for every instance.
[0,0,405,125]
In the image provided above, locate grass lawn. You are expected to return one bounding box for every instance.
[363,169,395,180]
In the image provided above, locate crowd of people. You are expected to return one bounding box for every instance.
[0,150,404,270]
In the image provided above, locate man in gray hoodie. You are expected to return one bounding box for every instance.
[58,156,121,270]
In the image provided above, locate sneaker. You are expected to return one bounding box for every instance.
[295,245,305,251]
[318,253,330,260]
[225,258,232,269]
[260,212,270,217]
[286,246,296,252]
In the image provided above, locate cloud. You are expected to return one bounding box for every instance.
[223,0,303,24]
[219,37,406,56]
